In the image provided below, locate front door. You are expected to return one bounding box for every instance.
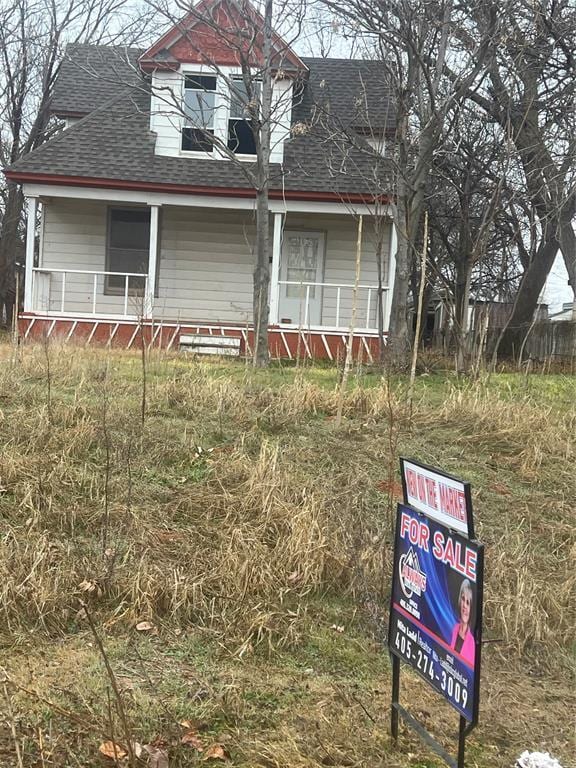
[278,231,325,326]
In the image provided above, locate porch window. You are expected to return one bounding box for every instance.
[105,208,150,295]
[182,74,217,152]
[228,77,259,155]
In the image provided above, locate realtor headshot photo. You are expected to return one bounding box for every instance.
[451,578,476,666]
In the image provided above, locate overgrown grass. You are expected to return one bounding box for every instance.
[0,342,574,767]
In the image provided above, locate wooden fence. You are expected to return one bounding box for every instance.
[524,321,576,360]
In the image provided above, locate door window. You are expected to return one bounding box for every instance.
[285,236,319,297]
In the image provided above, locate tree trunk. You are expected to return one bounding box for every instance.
[408,210,428,413]
[253,187,270,367]
[386,196,412,367]
[495,237,558,360]
[251,0,273,367]
[454,258,472,373]
[419,281,434,347]
[375,229,386,363]
[0,182,24,328]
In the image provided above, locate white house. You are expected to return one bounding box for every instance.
[5,0,396,359]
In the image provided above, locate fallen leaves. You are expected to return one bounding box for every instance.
[181,730,204,750]
[135,620,156,632]
[144,744,169,768]
[99,741,127,760]
[203,743,230,761]
[179,718,208,732]
[97,732,229,765]
[178,723,230,761]
[78,579,100,596]
[375,479,403,499]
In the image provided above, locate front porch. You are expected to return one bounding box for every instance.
[21,189,396,360]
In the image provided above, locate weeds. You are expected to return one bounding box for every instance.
[0,343,573,766]
[0,345,573,658]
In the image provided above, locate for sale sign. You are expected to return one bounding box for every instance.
[388,503,484,722]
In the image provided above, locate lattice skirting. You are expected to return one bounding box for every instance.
[18,314,385,362]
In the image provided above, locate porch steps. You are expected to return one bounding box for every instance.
[179,333,241,356]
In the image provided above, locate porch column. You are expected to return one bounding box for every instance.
[23,196,38,312]
[383,218,397,332]
[147,204,160,316]
[269,212,283,324]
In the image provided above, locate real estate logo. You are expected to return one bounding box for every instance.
[399,547,427,599]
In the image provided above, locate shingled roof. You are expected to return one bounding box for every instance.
[293,57,396,134]
[7,44,393,199]
[50,44,144,117]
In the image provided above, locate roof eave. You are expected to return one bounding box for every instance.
[4,169,387,205]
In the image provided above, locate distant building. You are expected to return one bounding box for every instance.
[548,302,575,322]
[410,292,548,347]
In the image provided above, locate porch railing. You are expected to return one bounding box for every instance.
[277,280,387,332]
[28,269,388,332]
[31,267,149,318]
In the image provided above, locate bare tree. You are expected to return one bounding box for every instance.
[316,0,497,367]
[449,0,576,358]
[0,0,152,327]
[424,102,518,369]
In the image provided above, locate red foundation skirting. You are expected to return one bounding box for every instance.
[18,315,385,362]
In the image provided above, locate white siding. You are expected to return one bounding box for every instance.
[156,207,255,322]
[39,199,391,329]
[41,199,137,316]
[40,199,257,321]
[150,70,183,157]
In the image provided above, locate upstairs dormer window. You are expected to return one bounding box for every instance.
[228,76,259,155]
[182,74,217,152]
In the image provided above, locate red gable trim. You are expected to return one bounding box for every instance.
[139,0,306,72]
[5,170,385,205]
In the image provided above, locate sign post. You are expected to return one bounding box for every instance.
[389,459,484,768]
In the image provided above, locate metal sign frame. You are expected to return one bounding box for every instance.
[390,460,484,768]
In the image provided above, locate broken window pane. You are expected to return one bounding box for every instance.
[228,77,260,154]
[182,74,217,152]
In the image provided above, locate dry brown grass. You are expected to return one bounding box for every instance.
[0,344,573,661]
[417,381,575,657]
[0,342,574,767]
[0,345,387,650]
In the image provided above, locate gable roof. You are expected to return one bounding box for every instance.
[139,0,306,73]
[7,44,393,201]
